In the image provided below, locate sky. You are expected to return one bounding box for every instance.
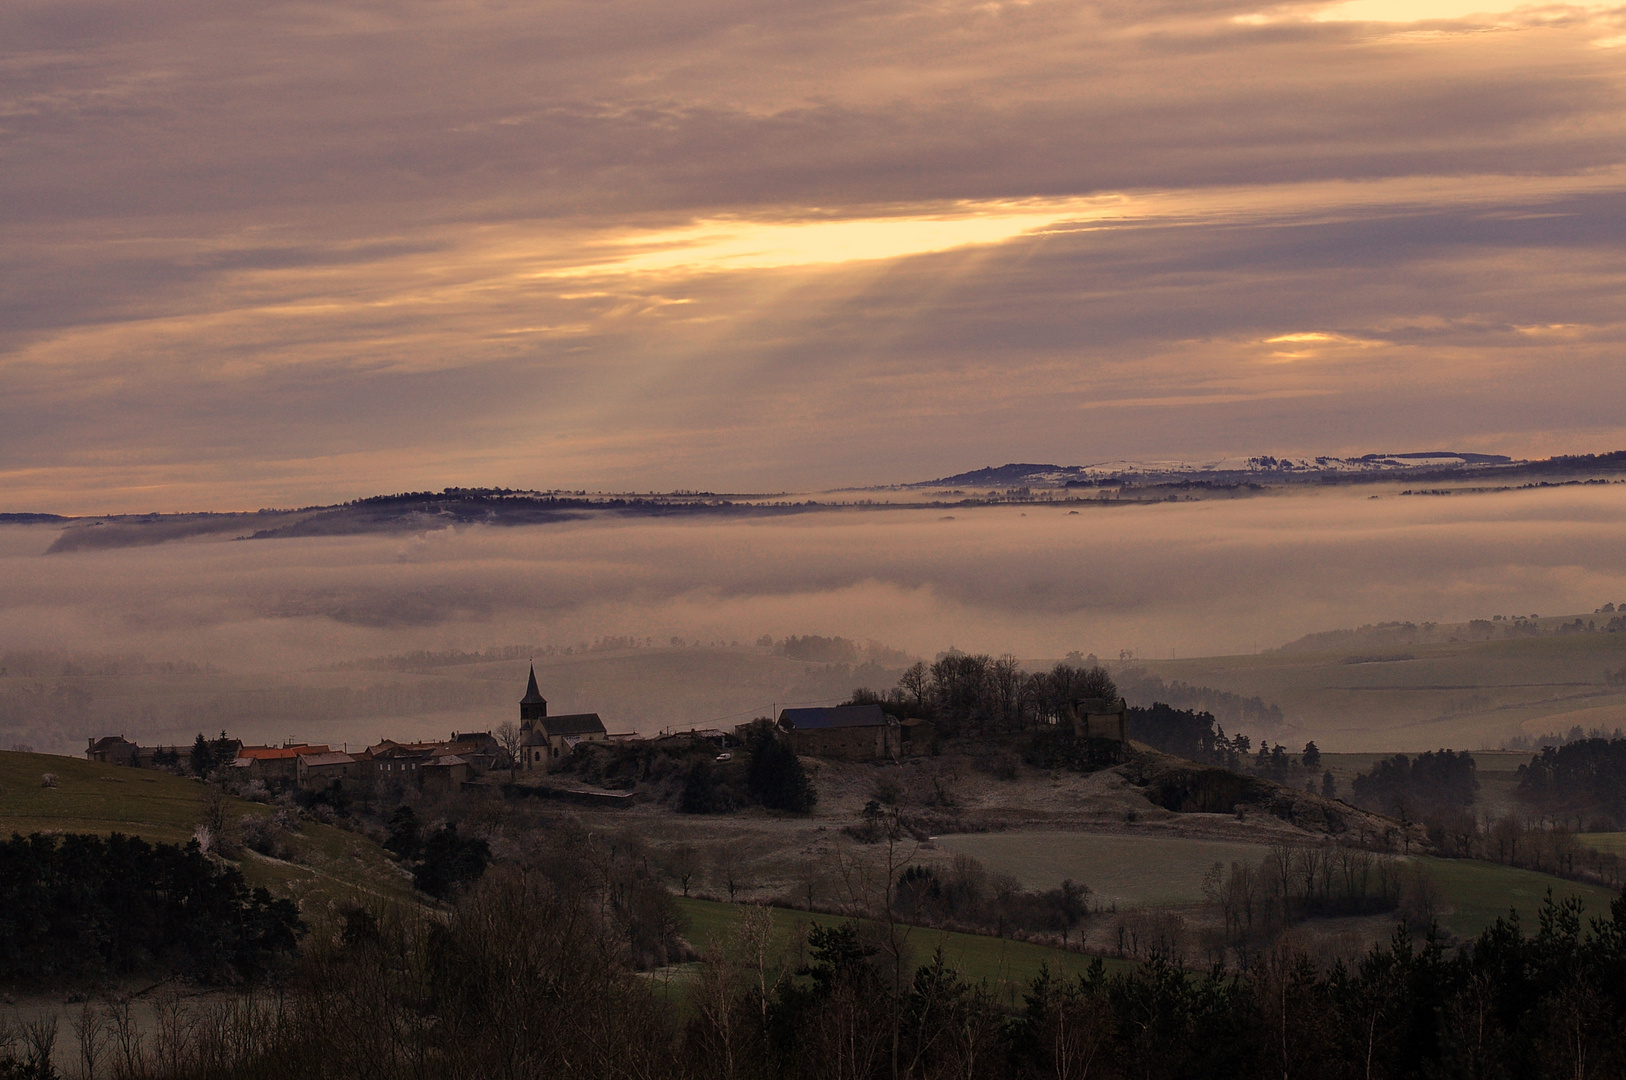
[5,0,1626,513]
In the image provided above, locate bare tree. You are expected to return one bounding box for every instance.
[899,661,929,715]
[73,998,108,1080]
[495,721,523,778]
[665,844,701,897]
[713,845,747,902]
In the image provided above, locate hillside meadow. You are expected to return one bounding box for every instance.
[0,750,425,929]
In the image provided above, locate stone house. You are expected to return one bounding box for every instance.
[85,735,138,766]
[297,751,358,790]
[776,704,900,761]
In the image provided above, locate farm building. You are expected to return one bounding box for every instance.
[776,704,900,761]
[1066,697,1128,741]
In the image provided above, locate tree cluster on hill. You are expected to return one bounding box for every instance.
[1351,750,1478,820]
[0,832,301,984]
[850,656,1118,738]
[1518,737,1626,827]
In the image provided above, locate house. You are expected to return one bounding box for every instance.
[776,704,900,761]
[234,744,329,782]
[297,751,358,790]
[447,731,505,773]
[1067,697,1127,741]
[516,665,608,770]
[86,735,138,766]
[367,741,437,784]
[421,755,470,794]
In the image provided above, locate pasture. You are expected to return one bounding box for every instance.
[1416,856,1619,939]
[675,897,1125,1002]
[931,830,1272,906]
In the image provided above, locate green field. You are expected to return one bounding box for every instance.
[928,827,1622,944]
[675,897,1125,1002]
[932,831,1272,906]
[1417,856,1620,939]
[0,750,425,928]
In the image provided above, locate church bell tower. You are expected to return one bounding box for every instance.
[520,663,548,730]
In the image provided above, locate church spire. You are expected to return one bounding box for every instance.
[520,663,547,724]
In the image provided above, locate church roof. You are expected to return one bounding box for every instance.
[540,713,606,737]
[521,664,547,706]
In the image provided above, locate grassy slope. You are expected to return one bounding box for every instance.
[676,897,1126,1002]
[1131,625,1626,751]
[0,750,425,933]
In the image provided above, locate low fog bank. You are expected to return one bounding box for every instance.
[3,484,1625,754]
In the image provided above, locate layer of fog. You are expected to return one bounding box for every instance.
[4,483,1626,753]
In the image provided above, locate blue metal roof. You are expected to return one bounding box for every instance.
[778,704,889,730]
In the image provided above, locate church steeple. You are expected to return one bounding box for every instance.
[520,663,548,726]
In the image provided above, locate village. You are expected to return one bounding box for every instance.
[82,663,1126,796]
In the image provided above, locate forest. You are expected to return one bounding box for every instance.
[4,832,1623,1080]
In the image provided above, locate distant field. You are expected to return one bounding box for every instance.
[676,897,1125,1000]
[0,750,425,927]
[1132,628,1626,752]
[1577,833,1626,859]
[931,831,1272,906]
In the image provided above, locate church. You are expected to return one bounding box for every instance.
[518,665,609,770]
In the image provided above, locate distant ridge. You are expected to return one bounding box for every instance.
[908,450,1622,489]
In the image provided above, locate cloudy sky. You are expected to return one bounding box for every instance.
[6,0,1626,512]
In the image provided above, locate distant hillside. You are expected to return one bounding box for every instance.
[915,450,1626,490]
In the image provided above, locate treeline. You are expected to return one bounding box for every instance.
[1200,843,1418,966]
[1519,737,1626,827]
[1350,750,1478,820]
[1341,748,1626,889]
[0,833,301,984]
[892,857,1091,943]
[21,865,1626,1080]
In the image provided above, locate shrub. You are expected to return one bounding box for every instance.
[413,825,490,899]
[742,721,816,812]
